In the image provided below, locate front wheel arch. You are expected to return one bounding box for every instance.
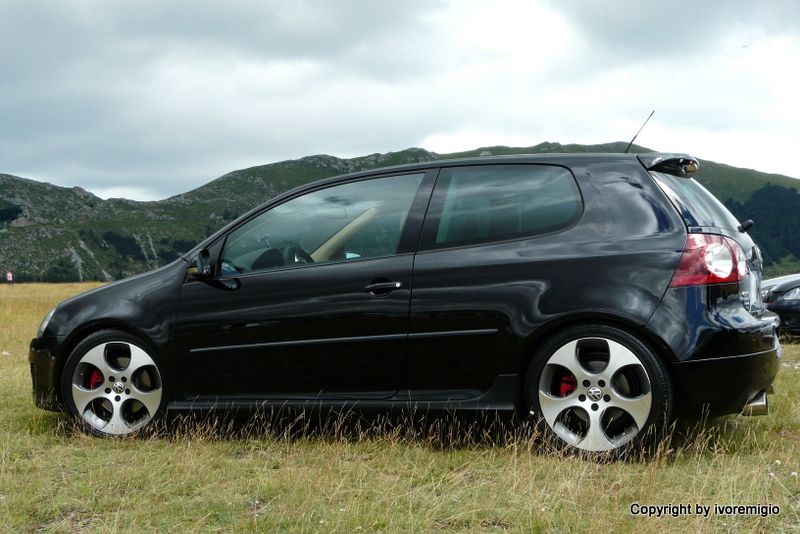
[55,320,162,407]
[60,328,168,437]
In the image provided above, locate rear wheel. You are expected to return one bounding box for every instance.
[525,324,672,455]
[61,330,165,437]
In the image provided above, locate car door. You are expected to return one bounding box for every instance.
[174,170,435,401]
[406,164,584,395]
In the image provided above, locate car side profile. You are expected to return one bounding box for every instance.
[762,273,800,334]
[29,153,781,454]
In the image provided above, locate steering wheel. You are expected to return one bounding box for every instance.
[284,245,314,265]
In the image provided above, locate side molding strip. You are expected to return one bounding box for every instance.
[189,328,498,354]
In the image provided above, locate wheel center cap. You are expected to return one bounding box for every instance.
[112,381,125,394]
[587,386,603,401]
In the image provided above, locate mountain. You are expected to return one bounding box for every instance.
[2,142,799,282]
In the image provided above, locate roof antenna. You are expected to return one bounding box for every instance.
[624,110,655,153]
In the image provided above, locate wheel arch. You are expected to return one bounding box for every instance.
[515,312,678,407]
[54,319,161,406]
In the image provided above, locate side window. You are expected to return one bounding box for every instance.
[426,165,581,248]
[220,173,424,275]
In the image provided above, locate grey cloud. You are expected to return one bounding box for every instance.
[0,0,448,197]
[1,0,798,199]
[0,0,443,82]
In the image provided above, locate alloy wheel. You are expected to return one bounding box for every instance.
[536,337,652,452]
[70,341,163,435]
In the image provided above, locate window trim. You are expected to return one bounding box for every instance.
[212,169,437,279]
[417,163,583,252]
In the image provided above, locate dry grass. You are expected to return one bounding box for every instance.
[0,283,798,533]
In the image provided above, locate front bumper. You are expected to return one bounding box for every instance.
[671,339,781,417]
[29,337,62,411]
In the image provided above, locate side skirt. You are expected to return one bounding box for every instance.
[167,374,519,415]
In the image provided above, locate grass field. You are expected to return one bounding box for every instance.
[1,283,798,533]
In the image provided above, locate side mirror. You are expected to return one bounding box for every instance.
[187,249,212,278]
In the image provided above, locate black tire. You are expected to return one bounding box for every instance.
[61,329,167,437]
[524,324,672,457]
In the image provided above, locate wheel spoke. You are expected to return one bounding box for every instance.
[71,384,104,413]
[129,385,162,416]
[545,340,578,369]
[544,340,592,381]
[609,390,652,429]
[601,340,644,380]
[579,409,616,452]
[126,344,155,375]
[79,343,116,377]
[538,392,581,426]
[102,405,131,435]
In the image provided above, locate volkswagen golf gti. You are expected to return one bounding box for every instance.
[29,152,782,454]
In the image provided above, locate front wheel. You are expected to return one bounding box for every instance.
[525,324,672,455]
[61,330,166,437]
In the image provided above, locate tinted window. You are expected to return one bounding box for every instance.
[650,172,741,230]
[221,173,424,275]
[426,165,581,248]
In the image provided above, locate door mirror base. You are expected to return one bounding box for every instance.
[187,249,213,279]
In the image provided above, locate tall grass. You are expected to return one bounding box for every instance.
[0,283,798,532]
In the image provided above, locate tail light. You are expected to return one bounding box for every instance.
[670,234,748,287]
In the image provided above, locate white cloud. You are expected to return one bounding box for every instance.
[92,186,162,201]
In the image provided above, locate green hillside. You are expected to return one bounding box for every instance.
[694,161,800,203]
[1,143,799,281]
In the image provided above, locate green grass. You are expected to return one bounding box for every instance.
[765,255,800,279]
[1,284,799,532]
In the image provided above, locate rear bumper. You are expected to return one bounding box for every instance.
[29,337,62,411]
[671,340,781,417]
[647,285,782,417]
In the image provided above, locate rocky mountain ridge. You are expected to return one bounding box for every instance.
[2,143,799,281]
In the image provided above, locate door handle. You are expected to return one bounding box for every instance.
[364,281,403,295]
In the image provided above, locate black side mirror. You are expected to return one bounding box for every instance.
[187,249,212,278]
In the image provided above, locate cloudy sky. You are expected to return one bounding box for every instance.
[2,0,799,200]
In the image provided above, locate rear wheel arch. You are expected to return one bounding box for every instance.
[522,321,674,454]
[516,314,678,408]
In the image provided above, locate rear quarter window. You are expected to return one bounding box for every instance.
[422,164,582,249]
[650,171,741,230]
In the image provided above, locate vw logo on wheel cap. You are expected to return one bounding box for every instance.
[587,386,603,401]
[112,381,125,394]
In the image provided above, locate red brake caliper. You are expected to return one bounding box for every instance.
[558,373,577,397]
[87,369,104,390]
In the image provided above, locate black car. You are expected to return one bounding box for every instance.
[29,153,781,454]
[763,273,800,334]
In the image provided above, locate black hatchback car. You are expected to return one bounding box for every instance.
[30,153,782,454]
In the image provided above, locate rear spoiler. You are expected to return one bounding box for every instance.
[637,153,699,177]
